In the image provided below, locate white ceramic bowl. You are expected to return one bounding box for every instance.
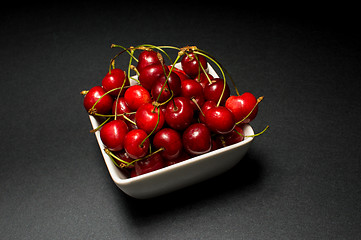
[88,63,254,199]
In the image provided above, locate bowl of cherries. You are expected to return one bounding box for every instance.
[81,44,267,199]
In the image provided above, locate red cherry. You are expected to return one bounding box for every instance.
[182,123,212,156]
[151,79,172,103]
[114,150,134,168]
[135,103,165,134]
[165,97,194,131]
[136,50,163,72]
[181,79,205,111]
[102,68,129,97]
[167,65,189,81]
[223,125,245,146]
[181,53,207,78]
[124,129,150,159]
[214,125,245,148]
[204,106,235,134]
[100,120,128,151]
[153,128,183,160]
[225,93,259,123]
[124,85,151,111]
[199,100,216,123]
[112,97,131,119]
[156,71,181,97]
[123,113,138,131]
[204,78,230,106]
[83,86,113,114]
[164,151,190,166]
[194,72,214,89]
[138,64,166,90]
[133,152,164,176]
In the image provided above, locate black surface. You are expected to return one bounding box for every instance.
[1,3,360,239]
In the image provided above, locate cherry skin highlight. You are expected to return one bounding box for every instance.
[102,68,129,97]
[83,86,113,114]
[112,97,131,120]
[137,50,163,72]
[181,79,205,111]
[124,129,150,159]
[181,53,207,78]
[204,106,235,134]
[204,78,230,106]
[138,64,166,90]
[100,120,129,151]
[153,128,183,160]
[165,97,194,131]
[199,100,216,123]
[225,92,258,123]
[135,103,165,134]
[182,123,212,156]
[124,85,151,111]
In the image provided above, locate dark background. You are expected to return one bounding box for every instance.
[1,2,360,239]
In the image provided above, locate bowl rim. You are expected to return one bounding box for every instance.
[90,114,254,186]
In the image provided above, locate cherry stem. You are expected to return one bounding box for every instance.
[136,44,173,63]
[191,97,205,117]
[90,117,111,133]
[154,53,181,109]
[105,146,164,169]
[193,50,226,107]
[104,148,132,168]
[235,96,263,125]
[127,147,164,167]
[235,125,269,138]
[195,49,240,96]
[139,108,161,147]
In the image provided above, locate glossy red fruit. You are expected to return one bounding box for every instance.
[204,78,230,106]
[135,103,165,134]
[181,53,207,78]
[156,71,181,97]
[138,64,166,90]
[165,97,194,131]
[204,106,235,134]
[151,79,172,103]
[112,97,131,119]
[153,128,183,160]
[167,65,189,81]
[124,85,151,111]
[199,100,216,123]
[225,92,258,123]
[102,68,129,97]
[164,151,190,166]
[133,152,164,176]
[114,150,134,168]
[136,50,163,72]
[123,113,138,131]
[124,129,150,159]
[182,123,212,156]
[83,86,113,114]
[194,72,214,89]
[181,79,205,111]
[214,125,245,148]
[222,125,245,146]
[100,120,128,151]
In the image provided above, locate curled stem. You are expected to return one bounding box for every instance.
[236,96,264,125]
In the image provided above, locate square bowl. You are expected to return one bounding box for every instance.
[88,63,254,199]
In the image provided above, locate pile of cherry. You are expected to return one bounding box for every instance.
[81,45,267,178]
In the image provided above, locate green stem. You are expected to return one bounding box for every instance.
[193,50,226,107]
[235,96,263,125]
[90,117,111,133]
